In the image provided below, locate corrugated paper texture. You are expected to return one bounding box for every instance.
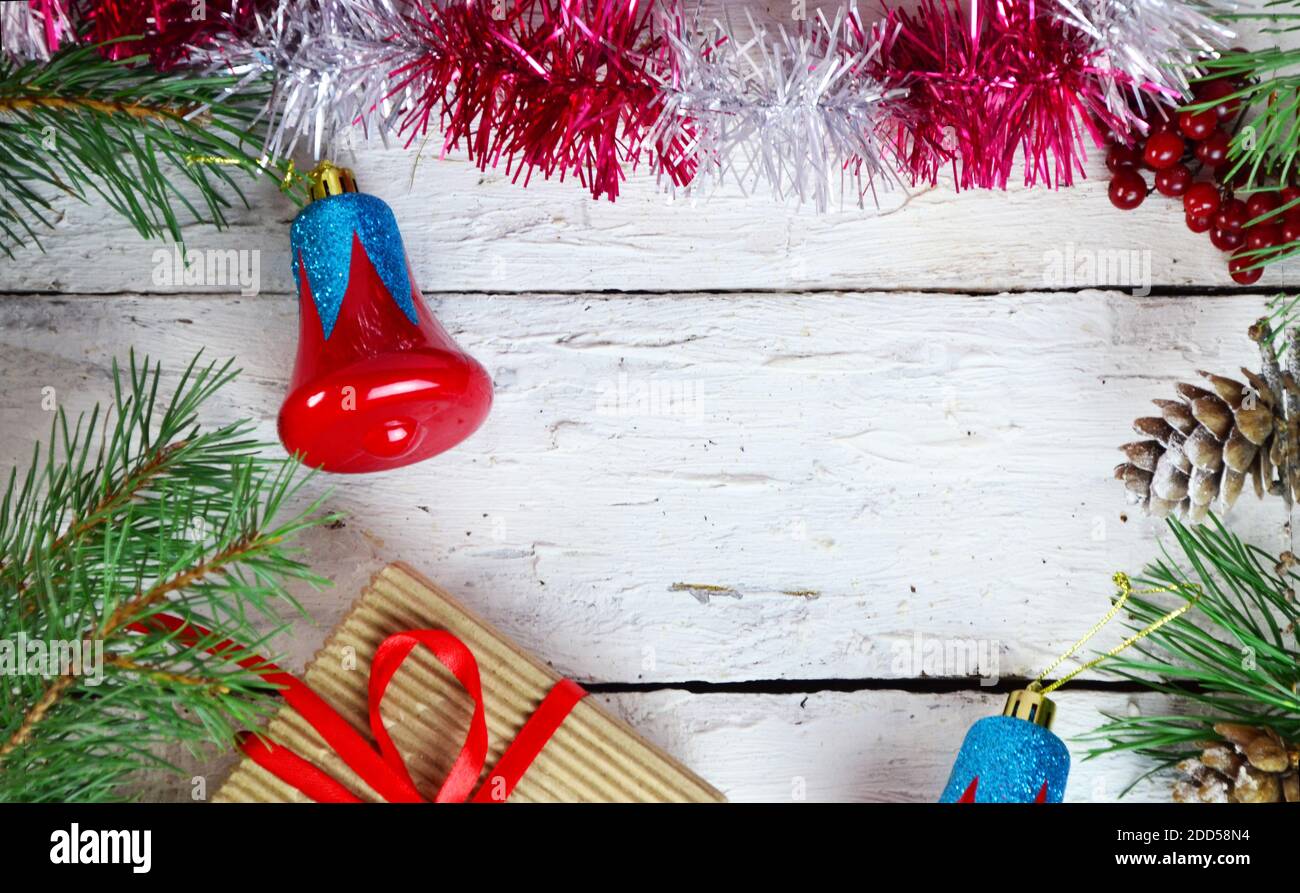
[215,563,724,802]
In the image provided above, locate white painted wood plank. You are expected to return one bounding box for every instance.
[10,144,1293,295]
[0,4,1292,295]
[0,290,1284,684]
[606,688,1176,803]
[131,688,1178,802]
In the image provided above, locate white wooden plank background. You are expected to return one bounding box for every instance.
[7,143,1298,295]
[134,690,1180,802]
[0,290,1279,802]
[2,1,1294,802]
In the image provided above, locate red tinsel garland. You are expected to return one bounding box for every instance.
[81,0,266,70]
[876,0,1127,190]
[393,0,691,202]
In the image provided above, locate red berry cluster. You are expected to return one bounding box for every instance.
[1105,78,1295,286]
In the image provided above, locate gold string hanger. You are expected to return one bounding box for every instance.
[182,153,307,193]
[1004,572,1202,729]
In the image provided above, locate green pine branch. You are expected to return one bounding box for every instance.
[1186,2,1300,270]
[1079,517,1300,793]
[0,42,294,260]
[0,351,336,802]
[1259,292,1300,349]
[1193,0,1300,162]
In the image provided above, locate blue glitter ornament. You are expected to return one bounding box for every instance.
[936,572,1202,804]
[939,688,1070,803]
[290,191,419,339]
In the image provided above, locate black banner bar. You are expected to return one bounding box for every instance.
[1,802,1281,880]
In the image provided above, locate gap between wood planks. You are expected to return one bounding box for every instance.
[0,284,1280,298]
[583,677,1173,695]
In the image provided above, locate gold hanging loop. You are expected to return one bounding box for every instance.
[1035,571,1202,697]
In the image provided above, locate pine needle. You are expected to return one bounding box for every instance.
[0,350,336,802]
[0,43,292,259]
[1186,2,1300,270]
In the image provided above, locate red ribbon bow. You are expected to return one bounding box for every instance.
[134,614,587,803]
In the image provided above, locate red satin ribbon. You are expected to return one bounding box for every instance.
[130,614,587,803]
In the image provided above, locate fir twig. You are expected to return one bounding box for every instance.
[1080,517,1300,792]
[1262,292,1300,347]
[0,43,292,259]
[1186,2,1300,270]
[0,351,336,802]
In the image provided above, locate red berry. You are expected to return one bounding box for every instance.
[1196,130,1232,168]
[1195,79,1241,120]
[1211,227,1245,251]
[1155,164,1192,197]
[1246,223,1283,251]
[1229,248,1263,285]
[1105,144,1140,173]
[1214,198,1249,232]
[1282,219,1300,244]
[1194,79,1232,102]
[1187,213,1213,234]
[1278,186,1300,221]
[1246,192,1281,222]
[1109,169,1147,210]
[1144,130,1185,169]
[1178,108,1218,140]
[1184,182,1221,218]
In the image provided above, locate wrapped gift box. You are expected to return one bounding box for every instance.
[216,563,724,802]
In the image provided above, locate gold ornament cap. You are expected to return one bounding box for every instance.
[1002,685,1056,729]
[308,160,357,201]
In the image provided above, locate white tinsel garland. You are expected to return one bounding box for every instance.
[209,0,423,161]
[1056,0,1237,129]
[651,8,908,211]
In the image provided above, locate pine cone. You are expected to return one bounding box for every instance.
[1172,723,1300,804]
[1116,369,1282,519]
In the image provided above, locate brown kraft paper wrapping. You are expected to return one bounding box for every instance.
[215,562,725,803]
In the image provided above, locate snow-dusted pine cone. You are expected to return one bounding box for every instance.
[1116,369,1281,519]
[1173,723,1299,803]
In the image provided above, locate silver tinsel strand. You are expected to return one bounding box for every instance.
[652,8,906,211]
[1057,0,1236,129]
[0,1,70,63]
[211,0,422,161]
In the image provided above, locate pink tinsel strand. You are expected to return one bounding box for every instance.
[873,0,1130,190]
[33,0,73,54]
[393,0,691,202]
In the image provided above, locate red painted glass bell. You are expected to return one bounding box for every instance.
[278,162,492,473]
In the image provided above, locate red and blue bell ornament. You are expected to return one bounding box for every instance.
[279,162,492,473]
[939,685,1069,803]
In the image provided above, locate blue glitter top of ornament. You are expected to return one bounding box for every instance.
[289,192,419,339]
[938,715,1070,803]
